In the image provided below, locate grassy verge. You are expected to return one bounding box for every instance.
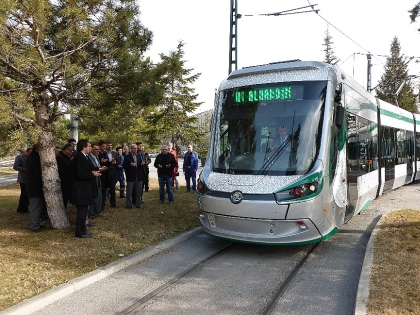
[0,180,200,311]
[367,210,420,315]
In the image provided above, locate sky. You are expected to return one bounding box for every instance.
[138,0,420,113]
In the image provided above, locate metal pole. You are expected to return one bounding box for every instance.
[229,0,240,74]
[367,54,372,92]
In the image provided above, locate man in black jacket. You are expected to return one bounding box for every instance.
[26,144,45,232]
[56,143,73,209]
[71,139,101,238]
[154,145,176,204]
[123,144,145,209]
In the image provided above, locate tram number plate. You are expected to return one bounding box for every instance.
[207,214,216,227]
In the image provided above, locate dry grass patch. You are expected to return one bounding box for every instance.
[368,210,420,315]
[0,180,200,311]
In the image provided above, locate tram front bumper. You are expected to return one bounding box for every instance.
[199,211,322,245]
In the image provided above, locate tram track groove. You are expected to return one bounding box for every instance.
[259,242,321,315]
[117,241,237,315]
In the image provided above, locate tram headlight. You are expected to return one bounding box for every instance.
[197,179,209,195]
[275,180,319,203]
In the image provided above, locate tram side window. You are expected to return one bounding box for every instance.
[380,126,396,171]
[347,115,377,173]
[406,131,414,174]
[416,132,420,161]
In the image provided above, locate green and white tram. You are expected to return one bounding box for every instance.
[197,60,418,245]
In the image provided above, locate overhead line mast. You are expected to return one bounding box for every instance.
[228,2,318,74]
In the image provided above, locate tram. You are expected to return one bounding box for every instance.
[196,60,420,245]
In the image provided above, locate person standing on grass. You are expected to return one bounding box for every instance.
[123,144,144,209]
[26,144,46,232]
[138,144,151,192]
[183,144,199,192]
[115,146,126,198]
[88,143,106,219]
[154,145,176,204]
[56,143,74,209]
[168,142,179,190]
[71,139,101,239]
[13,147,32,215]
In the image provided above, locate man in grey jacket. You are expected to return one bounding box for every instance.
[13,147,32,215]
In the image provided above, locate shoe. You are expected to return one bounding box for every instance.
[126,206,132,209]
[86,223,95,227]
[110,205,117,208]
[169,201,174,205]
[96,213,103,217]
[136,205,141,208]
[187,190,190,192]
[39,225,45,229]
[159,201,164,204]
[145,189,149,192]
[119,195,125,198]
[88,216,96,219]
[75,234,92,238]
[31,226,46,232]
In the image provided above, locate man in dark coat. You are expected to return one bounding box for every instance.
[26,144,45,232]
[98,140,117,209]
[154,145,176,204]
[123,144,145,208]
[56,143,74,209]
[13,147,32,214]
[71,139,101,238]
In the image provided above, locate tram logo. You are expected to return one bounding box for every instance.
[230,190,243,204]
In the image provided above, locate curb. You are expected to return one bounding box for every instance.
[0,227,203,315]
[355,213,387,315]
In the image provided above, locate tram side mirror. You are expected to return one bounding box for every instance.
[334,83,342,103]
[335,105,345,129]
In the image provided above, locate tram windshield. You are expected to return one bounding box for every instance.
[212,81,327,175]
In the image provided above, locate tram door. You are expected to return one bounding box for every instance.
[345,113,378,221]
[346,114,357,220]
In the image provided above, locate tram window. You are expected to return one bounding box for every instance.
[347,115,377,174]
[416,132,420,161]
[380,126,396,171]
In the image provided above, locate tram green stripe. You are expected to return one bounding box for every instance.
[358,200,372,214]
[380,108,414,124]
[320,227,339,241]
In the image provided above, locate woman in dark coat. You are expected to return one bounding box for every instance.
[71,139,101,238]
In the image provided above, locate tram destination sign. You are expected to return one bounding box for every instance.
[233,85,304,104]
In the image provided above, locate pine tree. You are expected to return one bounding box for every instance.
[409,2,420,24]
[144,41,204,149]
[0,0,153,228]
[375,37,417,113]
[322,27,340,65]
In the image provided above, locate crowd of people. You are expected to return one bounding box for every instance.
[13,139,200,238]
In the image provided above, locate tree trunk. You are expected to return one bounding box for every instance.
[39,131,70,229]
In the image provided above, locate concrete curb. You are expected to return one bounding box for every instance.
[0,227,203,315]
[355,212,387,315]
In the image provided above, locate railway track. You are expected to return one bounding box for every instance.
[116,241,320,315]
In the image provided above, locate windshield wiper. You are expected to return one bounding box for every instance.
[257,136,291,175]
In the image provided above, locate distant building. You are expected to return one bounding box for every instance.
[192,109,213,132]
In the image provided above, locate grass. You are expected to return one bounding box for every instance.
[367,210,420,315]
[0,180,200,311]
